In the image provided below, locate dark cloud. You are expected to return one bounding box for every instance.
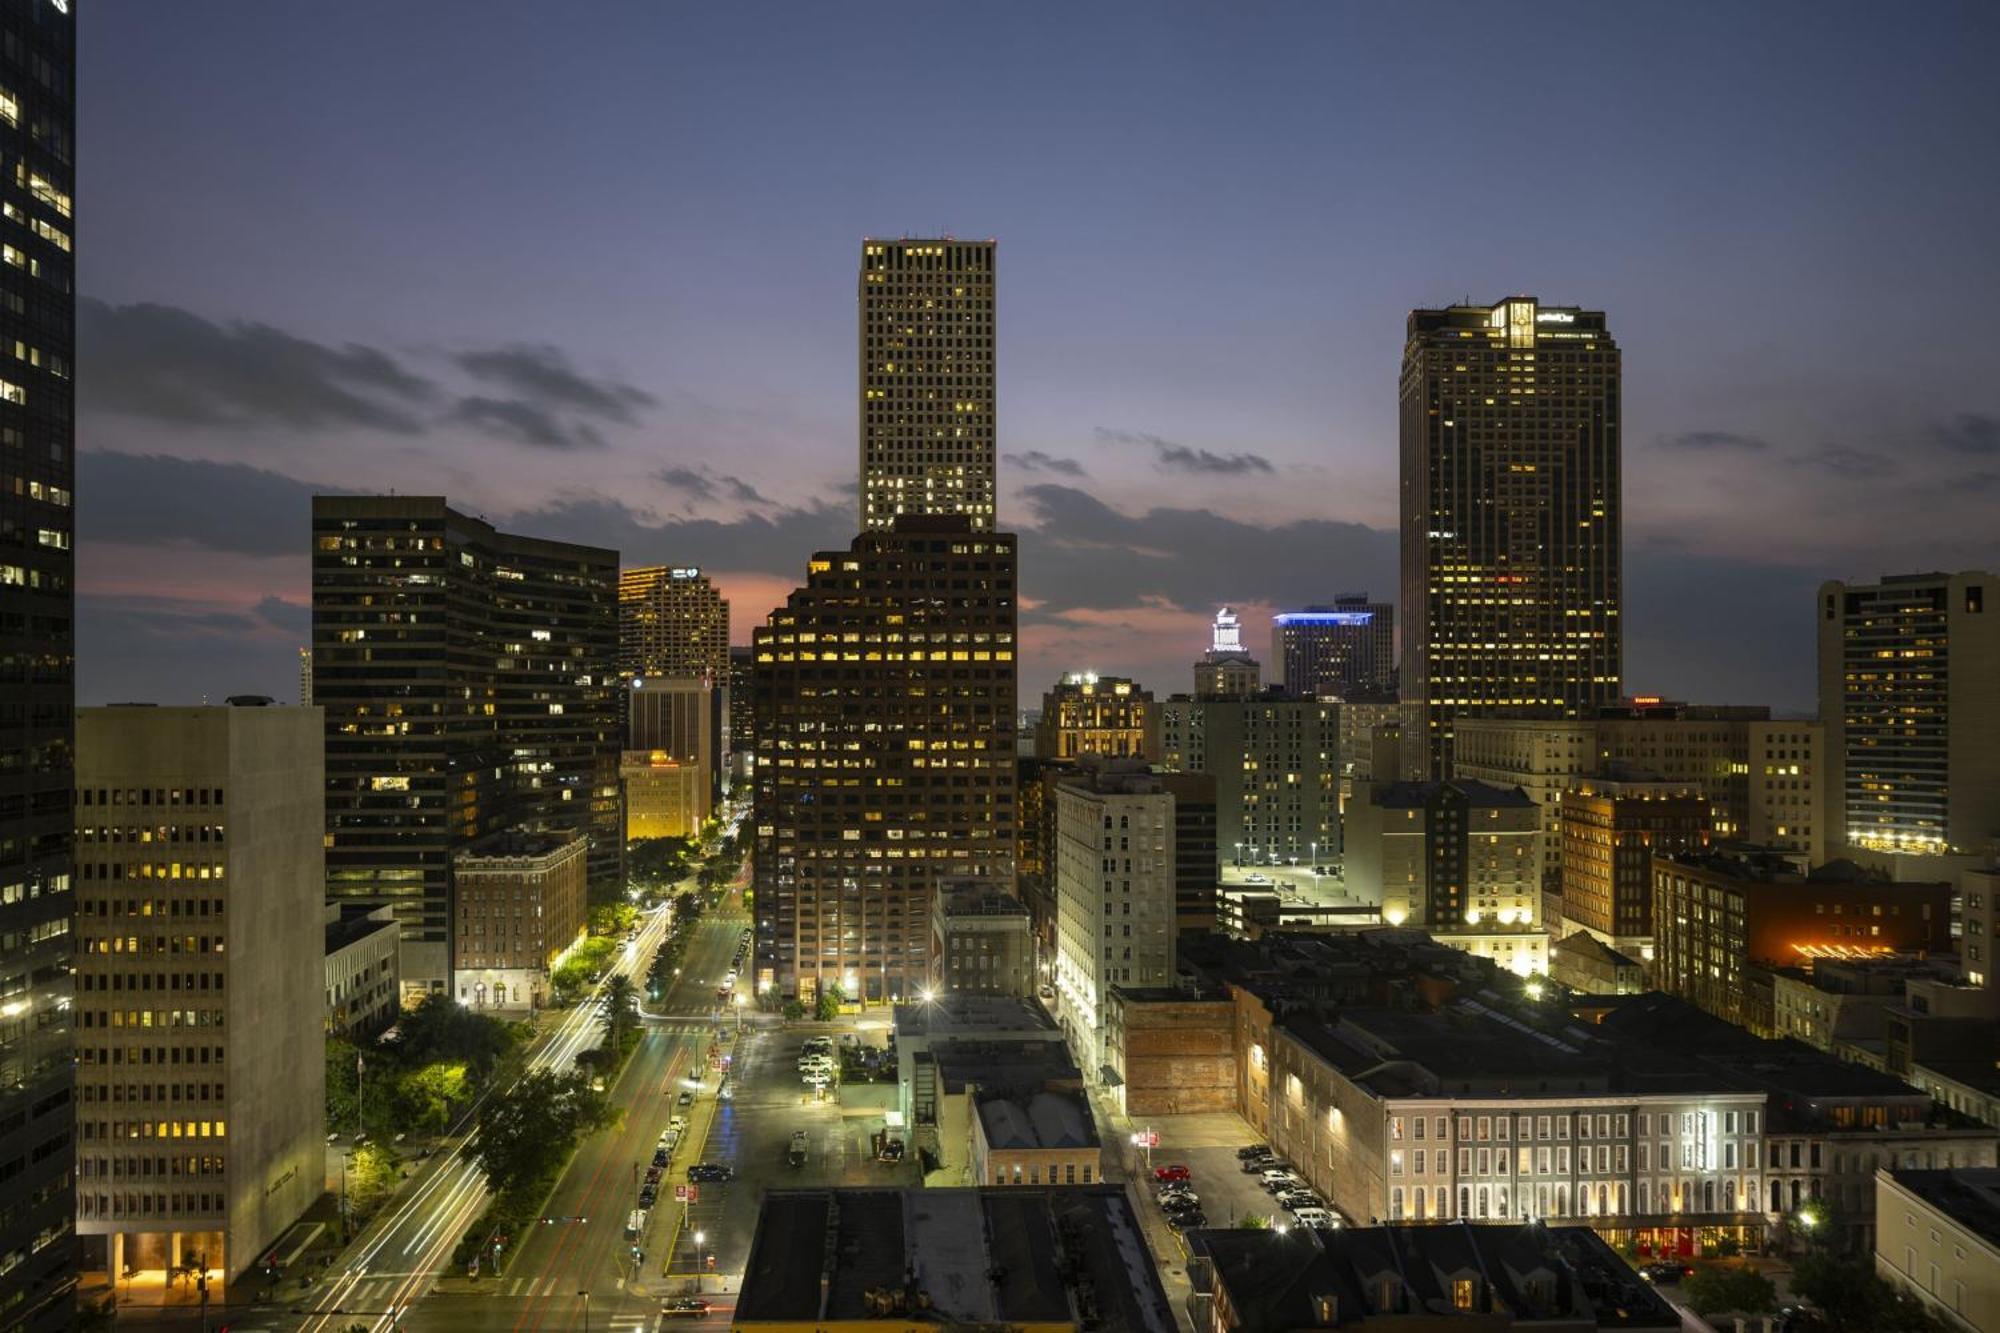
[1656,430,1770,451]
[1004,450,1088,477]
[657,466,772,506]
[450,396,606,449]
[80,299,437,433]
[78,594,301,706]
[1791,444,1895,479]
[454,343,656,424]
[252,596,311,634]
[78,451,334,556]
[1017,483,1393,614]
[1930,413,2000,456]
[503,493,855,573]
[1093,426,1273,476]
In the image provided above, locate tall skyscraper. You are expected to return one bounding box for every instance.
[0,2,75,1322]
[1818,572,1998,858]
[74,704,324,1294]
[618,565,729,683]
[860,239,996,532]
[1399,296,1622,777]
[752,517,1017,1002]
[1271,595,1394,698]
[311,497,620,995]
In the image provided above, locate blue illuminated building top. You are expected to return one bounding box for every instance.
[1274,611,1373,626]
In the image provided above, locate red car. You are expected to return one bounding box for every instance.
[1152,1164,1191,1183]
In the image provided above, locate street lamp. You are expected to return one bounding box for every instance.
[578,1289,590,1333]
[694,1230,708,1292]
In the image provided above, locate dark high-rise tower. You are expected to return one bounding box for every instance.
[312,497,619,996]
[0,1,75,1323]
[860,239,996,532]
[752,518,1017,1001]
[1400,297,1621,777]
[1272,594,1395,698]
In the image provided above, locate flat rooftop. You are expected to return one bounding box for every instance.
[1887,1168,2000,1251]
[736,1188,1174,1331]
[977,1089,1098,1150]
[894,993,1058,1039]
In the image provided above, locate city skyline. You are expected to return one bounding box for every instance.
[73,4,2000,714]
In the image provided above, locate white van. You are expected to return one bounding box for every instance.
[625,1208,648,1239]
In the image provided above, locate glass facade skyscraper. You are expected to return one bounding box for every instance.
[1399,297,1621,778]
[0,1,74,1323]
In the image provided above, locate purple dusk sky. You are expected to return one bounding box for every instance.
[75,2,2000,712]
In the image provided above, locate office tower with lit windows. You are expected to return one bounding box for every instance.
[1158,691,1338,869]
[1817,572,1999,859]
[1558,773,1709,959]
[1032,673,1161,763]
[622,676,720,840]
[1399,297,1622,777]
[311,497,620,995]
[618,565,730,684]
[0,2,75,1323]
[860,239,996,532]
[1272,595,1395,698]
[74,704,324,1296]
[752,517,1017,1002]
[727,643,755,778]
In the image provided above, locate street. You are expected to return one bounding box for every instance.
[280,880,748,1333]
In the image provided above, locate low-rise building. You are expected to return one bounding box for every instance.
[736,1187,1177,1332]
[893,994,1061,1141]
[1914,1062,2000,1130]
[1875,1167,2000,1332]
[621,748,709,840]
[1549,931,1646,995]
[451,831,589,1011]
[324,903,401,1038]
[1186,1223,1680,1332]
[932,882,1035,999]
[1103,984,1236,1118]
[1769,955,1958,1053]
[1652,848,1953,1033]
[974,1089,1102,1187]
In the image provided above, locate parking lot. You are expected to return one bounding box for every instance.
[669,1018,920,1289]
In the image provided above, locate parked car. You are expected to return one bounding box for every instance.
[1277,1190,1324,1211]
[1164,1209,1207,1232]
[1152,1164,1191,1183]
[677,1090,694,1108]
[661,1297,712,1318]
[1290,1207,1338,1230]
[625,1208,648,1239]
[1639,1262,1694,1285]
[1240,1155,1281,1174]
[687,1163,733,1182]
[1260,1169,1302,1192]
[638,1185,658,1207]
[652,1148,671,1168]
[1158,1190,1201,1211]
[1235,1144,1271,1160]
[644,1166,664,1185]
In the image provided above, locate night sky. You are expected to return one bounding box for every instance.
[76,2,2000,713]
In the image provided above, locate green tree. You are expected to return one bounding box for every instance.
[394,1061,471,1134]
[347,1142,402,1220]
[1681,1264,1776,1318]
[1791,1250,1947,1332]
[602,974,638,1050]
[467,1069,611,1195]
[589,903,639,937]
[627,836,696,888]
[1241,1213,1272,1230]
[814,982,845,1022]
[398,993,517,1074]
[326,1037,395,1135]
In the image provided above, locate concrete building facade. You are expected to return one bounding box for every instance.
[323,904,400,1039]
[1875,1168,2000,1333]
[74,705,325,1292]
[622,675,720,840]
[1052,768,1176,1078]
[932,882,1035,999]
[1345,779,1547,975]
[1559,774,1708,958]
[1159,692,1338,869]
